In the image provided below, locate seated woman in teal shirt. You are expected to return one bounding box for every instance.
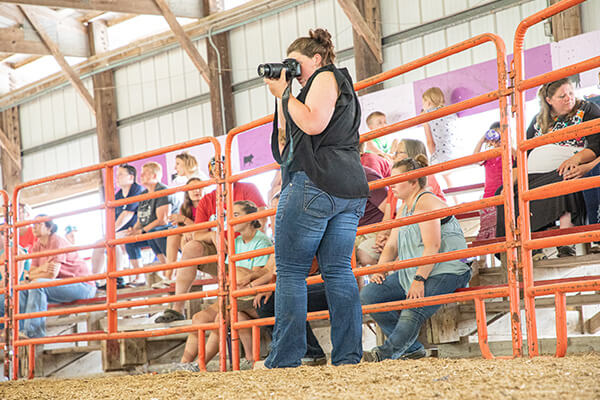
[360,155,471,362]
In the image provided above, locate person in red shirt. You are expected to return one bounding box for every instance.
[156,158,266,323]
[17,203,37,252]
[19,216,96,338]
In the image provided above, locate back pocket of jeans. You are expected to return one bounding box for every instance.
[303,181,334,218]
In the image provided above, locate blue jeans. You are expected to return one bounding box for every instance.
[19,280,97,338]
[360,270,471,360]
[265,172,367,368]
[583,163,600,225]
[256,282,329,358]
[125,224,169,260]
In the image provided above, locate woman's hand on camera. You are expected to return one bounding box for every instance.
[264,69,288,99]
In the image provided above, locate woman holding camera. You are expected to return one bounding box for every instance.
[262,28,368,368]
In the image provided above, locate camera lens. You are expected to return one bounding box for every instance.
[257,64,268,78]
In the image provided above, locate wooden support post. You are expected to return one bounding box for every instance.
[88,20,120,162]
[0,106,22,196]
[119,338,147,367]
[550,0,582,42]
[19,5,96,114]
[347,0,382,94]
[338,0,383,91]
[101,339,121,371]
[154,0,211,84]
[204,0,235,136]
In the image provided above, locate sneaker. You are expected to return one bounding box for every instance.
[239,359,254,370]
[532,249,547,261]
[557,245,576,258]
[301,355,327,366]
[589,242,600,254]
[159,362,199,373]
[96,277,127,290]
[397,347,427,360]
[361,348,383,363]
[155,309,185,323]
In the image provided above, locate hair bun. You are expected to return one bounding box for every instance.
[309,28,333,49]
[414,153,429,168]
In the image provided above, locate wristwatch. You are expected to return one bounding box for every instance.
[414,274,427,282]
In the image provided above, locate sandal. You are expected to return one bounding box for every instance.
[557,245,576,258]
[155,309,185,323]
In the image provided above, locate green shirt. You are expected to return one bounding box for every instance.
[227,230,272,269]
[396,192,470,293]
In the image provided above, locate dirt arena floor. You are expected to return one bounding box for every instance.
[1,353,599,400]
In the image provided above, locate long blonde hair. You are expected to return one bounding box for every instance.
[536,78,582,134]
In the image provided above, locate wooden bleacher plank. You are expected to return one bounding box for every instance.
[44,345,101,355]
[534,254,600,268]
[99,317,191,332]
[459,293,600,313]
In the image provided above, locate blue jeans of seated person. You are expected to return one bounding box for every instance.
[583,163,600,225]
[125,224,169,261]
[0,294,26,331]
[265,172,367,368]
[360,270,471,360]
[256,282,329,359]
[19,280,97,338]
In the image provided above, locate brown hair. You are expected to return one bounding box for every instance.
[287,28,335,65]
[234,200,261,229]
[179,177,202,225]
[392,154,429,188]
[175,152,198,176]
[536,78,581,134]
[397,138,427,160]
[422,87,445,108]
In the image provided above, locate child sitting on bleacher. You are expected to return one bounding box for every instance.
[473,122,504,240]
[176,201,271,370]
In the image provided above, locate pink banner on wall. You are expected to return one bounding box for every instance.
[237,123,275,171]
[413,44,552,117]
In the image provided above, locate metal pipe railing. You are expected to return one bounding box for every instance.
[512,0,598,357]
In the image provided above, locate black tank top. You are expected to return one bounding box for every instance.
[271,64,369,199]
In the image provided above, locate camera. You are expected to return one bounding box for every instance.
[257,58,301,80]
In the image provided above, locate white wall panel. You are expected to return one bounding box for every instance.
[582,0,600,33]
[420,0,444,23]
[470,15,497,63]
[114,39,209,120]
[443,0,468,16]
[401,38,425,83]
[423,30,449,77]
[520,0,549,49]
[446,22,473,71]
[397,2,422,32]
[380,0,400,37]
[22,134,99,181]
[118,102,212,157]
[332,0,353,50]
[20,78,94,150]
[296,2,317,40]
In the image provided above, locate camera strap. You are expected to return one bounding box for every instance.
[279,80,294,168]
